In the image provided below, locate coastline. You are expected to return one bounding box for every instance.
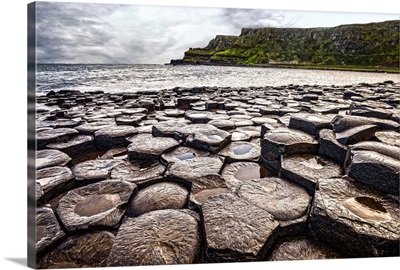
[168,62,399,74]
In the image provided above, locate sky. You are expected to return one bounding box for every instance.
[35,1,399,64]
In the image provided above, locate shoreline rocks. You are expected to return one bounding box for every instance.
[35,81,400,267]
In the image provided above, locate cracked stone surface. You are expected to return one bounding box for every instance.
[56,180,136,231]
[201,193,279,262]
[309,177,400,257]
[107,209,201,266]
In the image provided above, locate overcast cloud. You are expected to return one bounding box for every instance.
[36,2,398,64]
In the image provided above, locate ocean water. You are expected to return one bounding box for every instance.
[36,64,399,94]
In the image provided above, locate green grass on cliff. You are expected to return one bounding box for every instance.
[182,20,400,72]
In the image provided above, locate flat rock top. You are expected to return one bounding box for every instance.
[282,154,342,182]
[219,141,260,160]
[111,160,165,185]
[237,177,311,221]
[351,150,400,169]
[168,156,224,181]
[128,133,179,155]
[36,149,71,169]
[221,161,272,190]
[202,192,279,258]
[36,166,74,192]
[94,125,138,137]
[37,128,79,141]
[350,141,400,160]
[72,159,123,181]
[263,127,317,145]
[38,231,116,268]
[270,237,341,261]
[107,209,200,266]
[127,182,189,217]
[161,146,209,164]
[316,178,399,238]
[57,180,136,231]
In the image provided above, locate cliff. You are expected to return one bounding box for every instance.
[172,20,399,72]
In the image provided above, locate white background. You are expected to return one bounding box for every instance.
[0,1,399,270]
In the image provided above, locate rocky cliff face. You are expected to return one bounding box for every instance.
[173,20,399,71]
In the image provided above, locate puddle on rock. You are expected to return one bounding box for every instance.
[176,152,196,160]
[234,165,268,181]
[74,194,121,217]
[207,135,223,141]
[233,144,253,155]
[194,188,229,204]
[342,196,391,223]
[299,154,326,170]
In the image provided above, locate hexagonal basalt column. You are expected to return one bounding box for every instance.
[309,177,400,257]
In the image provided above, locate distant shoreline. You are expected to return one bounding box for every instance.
[168,62,399,74]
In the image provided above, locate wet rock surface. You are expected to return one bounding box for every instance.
[36,206,65,253]
[38,231,116,268]
[35,82,400,266]
[269,237,342,260]
[309,177,400,257]
[127,182,189,217]
[107,209,200,266]
[57,180,136,231]
[281,154,342,194]
[202,193,279,262]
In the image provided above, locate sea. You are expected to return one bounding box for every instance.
[36,64,399,94]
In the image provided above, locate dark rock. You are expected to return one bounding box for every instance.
[71,159,124,182]
[57,180,136,231]
[336,124,377,145]
[37,231,115,268]
[347,150,399,196]
[36,206,65,253]
[269,237,342,261]
[167,156,224,188]
[107,209,201,266]
[201,193,279,262]
[221,161,273,191]
[288,113,332,136]
[261,127,319,161]
[318,129,348,166]
[127,182,188,217]
[127,133,180,160]
[36,149,71,169]
[36,166,75,202]
[177,97,201,109]
[281,154,342,194]
[37,128,79,149]
[309,177,400,257]
[219,141,260,162]
[94,125,137,150]
[46,135,96,157]
[237,177,311,236]
[111,160,165,187]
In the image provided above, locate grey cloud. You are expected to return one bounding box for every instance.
[36,2,284,64]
